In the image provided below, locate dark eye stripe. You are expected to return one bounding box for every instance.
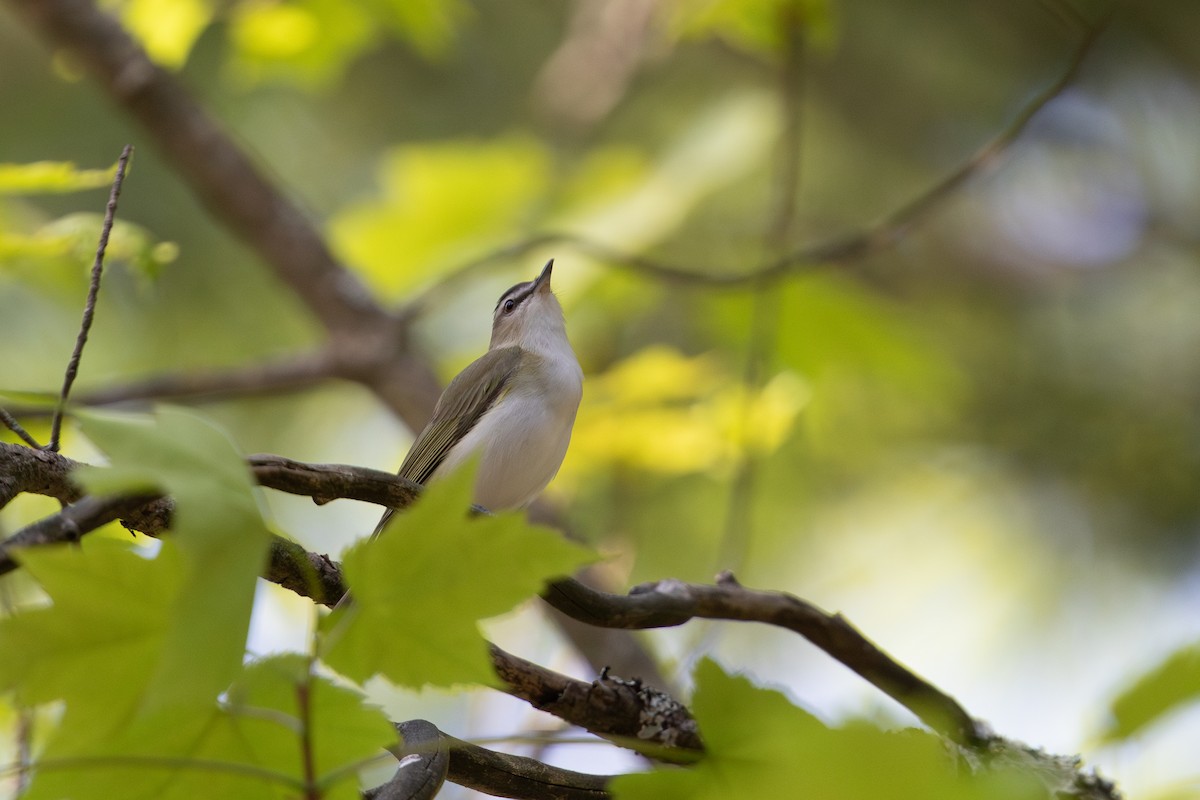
[494,280,536,312]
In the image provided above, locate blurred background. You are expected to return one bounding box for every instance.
[2,0,1199,797]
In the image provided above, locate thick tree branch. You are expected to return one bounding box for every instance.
[489,645,702,757]
[0,444,981,749]
[0,443,84,508]
[367,719,612,800]
[0,443,698,756]
[439,727,612,800]
[368,719,448,800]
[0,443,1124,798]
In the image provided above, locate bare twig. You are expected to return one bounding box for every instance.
[14,708,32,796]
[0,409,42,449]
[47,144,132,452]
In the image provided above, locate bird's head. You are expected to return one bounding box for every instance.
[489,259,567,351]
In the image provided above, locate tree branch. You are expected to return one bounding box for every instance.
[542,574,989,747]
[0,444,978,749]
[368,719,448,800]
[0,443,1125,798]
[367,719,612,800]
[49,350,337,411]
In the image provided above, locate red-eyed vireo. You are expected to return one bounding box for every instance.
[372,259,582,537]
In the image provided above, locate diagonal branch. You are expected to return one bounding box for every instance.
[542,575,989,747]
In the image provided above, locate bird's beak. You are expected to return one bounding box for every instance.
[534,259,554,294]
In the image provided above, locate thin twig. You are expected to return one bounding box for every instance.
[0,408,41,449]
[47,144,133,452]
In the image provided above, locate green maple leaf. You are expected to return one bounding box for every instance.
[0,408,275,798]
[612,660,1043,800]
[320,464,596,688]
[0,537,181,740]
[73,408,271,717]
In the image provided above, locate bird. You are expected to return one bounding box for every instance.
[371,258,582,539]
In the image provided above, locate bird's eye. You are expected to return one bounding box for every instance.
[503,299,516,314]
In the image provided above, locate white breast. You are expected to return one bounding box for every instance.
[433,347,583,511]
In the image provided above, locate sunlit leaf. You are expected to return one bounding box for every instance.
[560,346,808,484]
[363,0,471,59]
[330,139,550,298]
[228,0,376,88]
[320,464,596,688]
[669,0,836,56]
[113,0,214,69]
[1102,642,1200,743]
[0,212,176,283]
[0,161,115,194]
[0,538,181,725]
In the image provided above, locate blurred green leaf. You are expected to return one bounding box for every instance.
[0,390,59,408]
[363,0,471,59]
[1102,642,1200,743]
[561,346,808,485]
[0,161,116,194]
[114,0,214,68]
[226,0,469,88]
[669,0,836,57]
[613,660,1043,800]
[228,0,376,88]
[0,212,176,284]
[766,275,962,461]
[330,138,550,298]
[320,464,596,688]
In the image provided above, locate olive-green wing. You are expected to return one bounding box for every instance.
[397,345,524,485]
